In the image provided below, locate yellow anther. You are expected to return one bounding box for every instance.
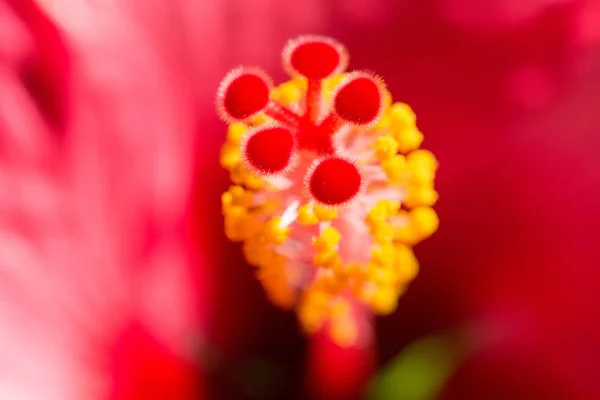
[406,155,437,185]
[229,163,246,185]
[243,171,264,190]
[305,288,331,309]
[319,271,344,292]
[329,315,358,347]
[374,113,392,131]
[351,280,372,303]
[293,76,309,90]
[371,242,396,266]
[223,202,244,217]
[314,205,338,222]
[382,89,393,110]
[313,226,342,252]
[257,264,296,309]
[367,205,388,228]
[266,285,296,309]
[264,217,290,244]
[232,185,253,206]
[392,210,419,244]
[323,74,346,100]
[222,185,253,209]
[370,285,398,315]
[248,113,270,126]
[347,263,369,281]
[241,233,271,265]
[224,208,259,242]
[368,265,399,286]
[298,204,319,225]
[313,249,342,269]
[408,149,438,171]
[380,200,401,215]
[410,207,439,240]
[219,143,241,170]
[394,244,419,282]
[394,126,424,154]
[404,185,439,208]
[375,135,399,161]
[330,297,351,317]
[329,260,347,280]
[298,302,327,334]
[226,123,247,145]
[394,226,419,245]
[373,222,395,243]
[367,200,398,227]
[271,81,304,106]
[389,102,416,129]
[381,154,406,182]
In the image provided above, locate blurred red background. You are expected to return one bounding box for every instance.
[1,0,600,399]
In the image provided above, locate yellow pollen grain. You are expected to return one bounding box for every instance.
[371,242,396,266]
[368,265,399,286]
[242,170,264,190]
[406,152,438,185]
[330,297,351,317]
[298,204,319,225]
[322,74,346,101]
[374,113,392,131]
[224,209,260,242]
[408,149,438,171]
[389,102,416,129]
[222,185,253,209]
[226,122,247,145]
[271,81,304,106]
[381,155,406,183]
[219,143,241,170]
[314,205,338,222]
[313,249,342,269]
[394,244,419,282]
[410,207,439,240]
[382,89,393,110]
[394,126,424,154]
[248,113,270,126]
[299,303,327,334]
[370,285,398,315]
[367,200,397,227]
[404,184,439,208]
[373,222,395,243]
[313,226,341,252]
[264,217,290,244]
[257,264,296,309]
[329,315,358,347]
[375,135,399,161]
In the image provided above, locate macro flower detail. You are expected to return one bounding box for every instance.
[217,35,439,346]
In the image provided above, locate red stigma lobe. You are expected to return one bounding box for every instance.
[219,69,271,121]
[307,157,362,206]
[334,74,383,125]
[291,42,341,80]
[243,126,295,174]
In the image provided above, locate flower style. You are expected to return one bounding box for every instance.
[216,35,439,346]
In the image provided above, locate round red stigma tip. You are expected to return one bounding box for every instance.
[220,70,271,120]
[334,74,383,125]
[283,36,347,80]
[243,126,295,175]
[307,157,362,206]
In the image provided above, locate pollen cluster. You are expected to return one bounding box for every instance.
[217,35,438,346]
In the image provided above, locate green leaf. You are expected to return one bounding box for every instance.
[366,334,461,400]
